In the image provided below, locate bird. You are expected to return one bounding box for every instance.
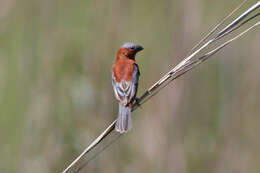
[112,42,143,133]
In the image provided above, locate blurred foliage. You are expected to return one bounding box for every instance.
[0,0,260,173]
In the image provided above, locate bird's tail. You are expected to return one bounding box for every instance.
[115,104,132,133]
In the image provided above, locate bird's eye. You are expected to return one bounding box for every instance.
[130,47,135,50]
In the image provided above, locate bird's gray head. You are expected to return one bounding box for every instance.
[121,42,143,52]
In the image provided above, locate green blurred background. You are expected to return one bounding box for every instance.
[0,0,260,172]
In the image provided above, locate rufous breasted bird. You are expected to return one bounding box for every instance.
[112,43,143,133]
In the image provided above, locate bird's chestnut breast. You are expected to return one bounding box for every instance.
[113,59,135,82]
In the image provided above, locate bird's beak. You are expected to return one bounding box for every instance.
[135,45,143,52]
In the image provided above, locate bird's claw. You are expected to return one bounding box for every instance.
[135,97,141,107]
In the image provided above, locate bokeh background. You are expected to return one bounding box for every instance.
[0,0,260,172]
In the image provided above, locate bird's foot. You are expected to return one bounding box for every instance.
[135,97,141,107]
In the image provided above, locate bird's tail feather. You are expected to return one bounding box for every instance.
[115,105,132,133]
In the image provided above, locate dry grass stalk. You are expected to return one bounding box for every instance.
[62,1,260,172]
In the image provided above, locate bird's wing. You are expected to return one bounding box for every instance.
[112,64,140,106]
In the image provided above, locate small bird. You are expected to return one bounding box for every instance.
[112,42,143,133]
